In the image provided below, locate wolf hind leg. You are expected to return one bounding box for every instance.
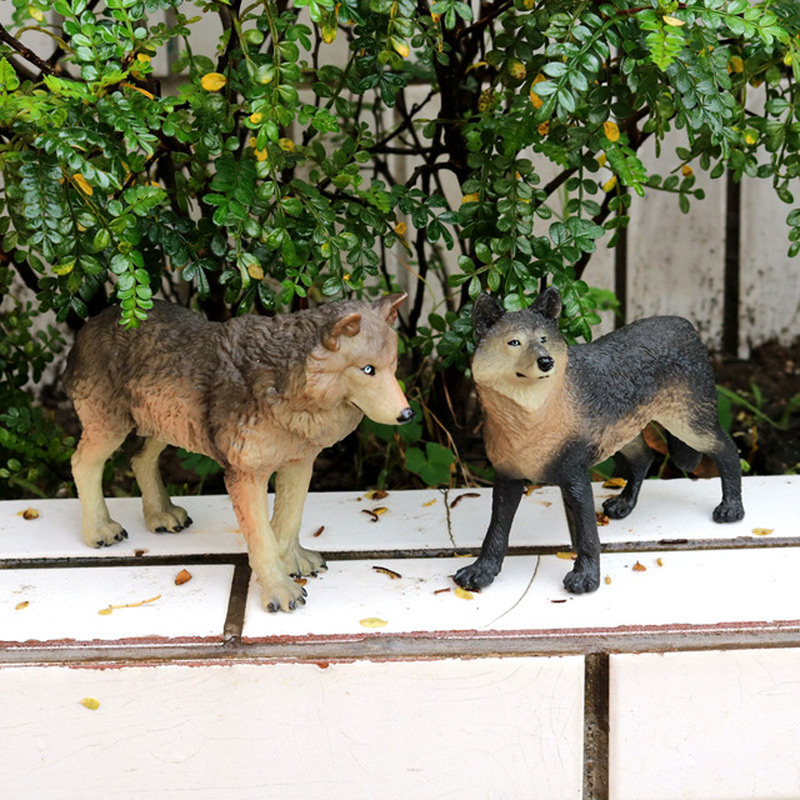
[131,437,192,533]
[603,433,654,520]
[72,426,131,547]
[661,418,744,523]
[272,459,325,577]
[665,430,702,473]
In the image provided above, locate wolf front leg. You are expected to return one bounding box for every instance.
[224,468,307,612]
[272,459,326,578]
[454,475,526,590]
[560,475,601,594]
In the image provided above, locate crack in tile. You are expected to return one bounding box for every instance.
[440,488,457,549]
[483,556,541,630]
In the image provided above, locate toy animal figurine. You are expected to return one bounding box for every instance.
[65,295,414,612]
[455,287,744,595]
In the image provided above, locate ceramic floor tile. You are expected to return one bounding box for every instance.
[610,649,800,800]
[0,657,584,800]
[489,547,800,632]
[241,555,541,639]
[450,475,796,550]
[0,564,234,645]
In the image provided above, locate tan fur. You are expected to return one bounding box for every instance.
[66,295,411,612]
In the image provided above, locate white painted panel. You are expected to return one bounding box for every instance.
[0,657,585,800]
[610,649,800,800]
[627,131,727,348]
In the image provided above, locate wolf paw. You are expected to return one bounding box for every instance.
[146,505,192,534]
[713,499,745,523]
[284,545,326,578]
[563,563,600,594]
[260,576,308,613]
[454,560,498,591]
[82,521,128,548]
[603,495,635,520]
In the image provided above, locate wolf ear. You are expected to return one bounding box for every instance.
[473,293,506,341]
[530,286,562,320]
[372,292,407,325]
[323,313,362,351]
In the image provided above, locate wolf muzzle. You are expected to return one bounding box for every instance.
[396,407,415,424]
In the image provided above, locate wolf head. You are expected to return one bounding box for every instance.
[308,293,414,426]
[471,287,567,409]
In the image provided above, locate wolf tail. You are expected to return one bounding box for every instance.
[665,431,702,473]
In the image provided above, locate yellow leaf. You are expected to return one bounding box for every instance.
[596,153,607,168]
[278,138,295,152]
[461,193,480,204]
[122,83,154,99]
[136,53,152,64]
[744,130,758,145]
[681,164,694,177]
[663,15,684,26]
[603,120,620,142]
[507,59,526,81]
[254,148,268,162]
[604,575,612,585]
[53,259,75,276]
[394,221,407,236]
[372,506,388,516]
[454,586,474,600]
[15,601,29,610]
[29,6,44,22]
[784,51,793,67]
[422,498,437,507]
[728,55,744,73]
[247,261,264,280]
[175,569,193,586]
[365,489,388,500]
[431,11,441,22]
[98,607,113,616]
[602,175,618,193]
[249,112,263,124]
[752,528,774,536]
[80,698,100,710]
[537,121,550,136]
[360,617,388,628]
[556,551,576,560]
[602,477,626,489]
[201,72,227,91]
[656,557,664,567]
[18,507,40,519]
[632,561,647,572]
[392,38,410,58]
[321,24,337,44]
[72,173,93,195]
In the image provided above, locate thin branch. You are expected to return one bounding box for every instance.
[0,22,55,76]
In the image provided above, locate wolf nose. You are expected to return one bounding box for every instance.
[396,407,415,424]
[537,356,554,372]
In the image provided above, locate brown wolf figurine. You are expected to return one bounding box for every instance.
[65,295,414,612]
[455,287,744,595]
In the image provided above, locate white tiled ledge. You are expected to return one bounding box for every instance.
[1,475,798,657]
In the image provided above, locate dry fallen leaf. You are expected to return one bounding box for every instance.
[372,506,388,516]
[434,587,451,595]
[604,575,612,585]
[80,698,100,711]
[422,498,437,507]
[454,586,475,600]
[175,569,192,586]
[656,557,664,567]
[450,492,481,509]
[360,617,388,628]
[632,561,647,572]
[551,599,567,604]
[294,577,307,586]
[524,483,543,496]
[372,566,402,579]
[365,489,388,501]
[752,528,774,536]
[312,526,325,538]
[603,477,627,489]
[556,551,576,560]
[15,601,29,610]
[133,549,148,557]
[361,509,380,523]
[596,512,610,526]
[18,508,39,520]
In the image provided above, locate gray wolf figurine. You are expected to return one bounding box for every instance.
[65,295,414,612]
[455,287,744,595]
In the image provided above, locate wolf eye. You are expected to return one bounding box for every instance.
[507,339,521,347]
[362,365,376,376]
[540,336,547,343]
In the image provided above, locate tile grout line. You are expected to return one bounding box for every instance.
[222,558,253,642]
[583,652,610,800]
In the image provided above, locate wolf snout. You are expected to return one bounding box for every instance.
[396,407,415,424]
[537,356,554,372]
